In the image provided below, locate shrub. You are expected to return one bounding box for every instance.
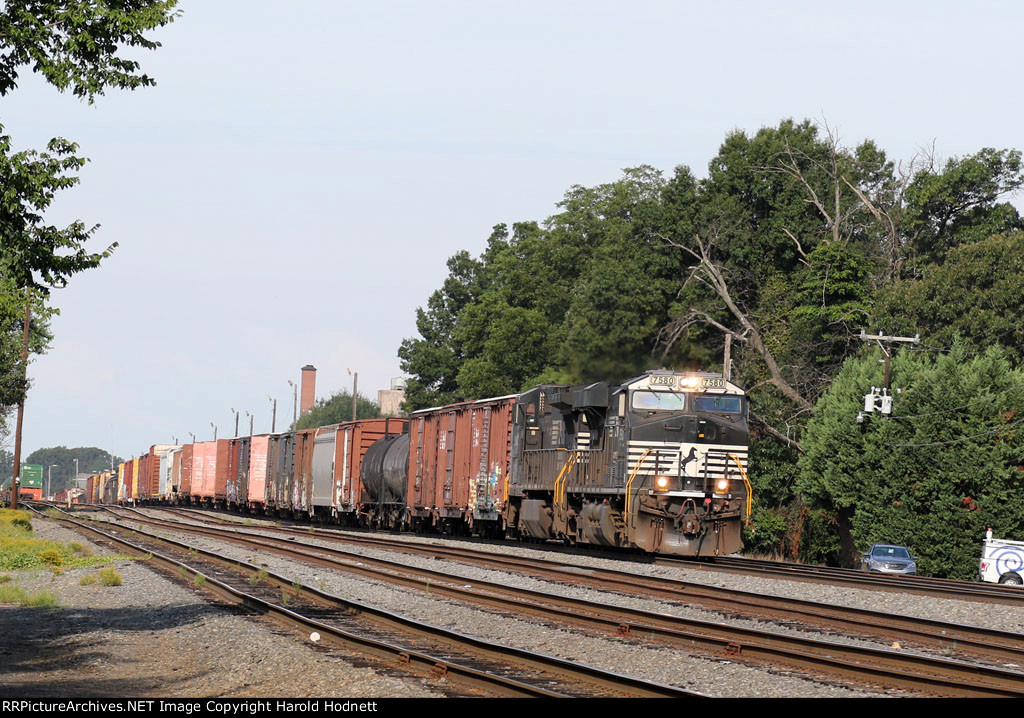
[98,568,122,587]
[79,574,97,586]
[38,548,63,567]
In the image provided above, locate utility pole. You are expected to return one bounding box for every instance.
[723,334,732,382]
[352,372,358,421]
[858,329,920,421]
[288,380,297,429]
[10,297,30,511]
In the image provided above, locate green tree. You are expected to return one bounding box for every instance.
[902,149,1024,270]
[23,446,122,493]
[397,249,484,409]
[0,1,178,424]
[874,232,1024,366]
[0,447,13,483]
[797,344,1024,579]
[294,391,381,431]
[0,1,179,100]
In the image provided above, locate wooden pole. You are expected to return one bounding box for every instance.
[10,298,30,510]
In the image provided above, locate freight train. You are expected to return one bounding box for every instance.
[82,369,751,557]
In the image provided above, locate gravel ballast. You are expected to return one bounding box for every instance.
[0,518,441,698]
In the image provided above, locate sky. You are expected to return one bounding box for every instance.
[2,1,1023,460]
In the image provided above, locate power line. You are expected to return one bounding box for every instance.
[882,398,1014,421]
[884,417,1024,448]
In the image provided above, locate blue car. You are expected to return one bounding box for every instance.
[860,544,917,575]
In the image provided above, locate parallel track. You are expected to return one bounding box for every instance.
[30,504,699,698]
[86,505,1024,697]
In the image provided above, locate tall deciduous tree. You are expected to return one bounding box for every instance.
[0,1,179,99]
[294,391,380,431]
[0,1,178,423]
[797,345,1024,579]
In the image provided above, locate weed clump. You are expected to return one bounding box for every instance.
[39,548,63,567]
[98,568,122,586]
[0,583,58,608]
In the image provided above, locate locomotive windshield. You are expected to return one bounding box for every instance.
[693,394,743,413]
[631,390,687,412]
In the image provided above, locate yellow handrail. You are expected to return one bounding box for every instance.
[624,448,655,518]
[726,453,753,525]
[553,449,578,506]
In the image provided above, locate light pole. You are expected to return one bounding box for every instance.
[189,432,196,444]
[48,464,57,499]
[287,380,297,429]
[347,368,358,421]
[245,410,253,436]
[210,422,218,441]
[231,408,240,437]
[74,458,79,483]
[268,396,277,432]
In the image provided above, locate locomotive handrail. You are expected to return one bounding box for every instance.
[726,452,753,525]
[624,448,656,522]
[554,450,579,506]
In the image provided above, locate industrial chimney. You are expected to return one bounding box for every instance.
[300,365,317,416]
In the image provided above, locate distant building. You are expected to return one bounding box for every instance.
[378,378,407,417]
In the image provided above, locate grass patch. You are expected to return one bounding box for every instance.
[194,574,206,589]
[0,583,58,608]
[0,509,134,572]
[79,573,97,586]
[249,569,268,586]
[98,568,122,586]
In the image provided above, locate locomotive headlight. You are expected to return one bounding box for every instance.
[715,478,730,492]
[655,475,671,491]
[681,376,700,389]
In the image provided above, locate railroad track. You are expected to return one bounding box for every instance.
[29,504,699,698]
[83,504,1024,697]
[124,504,1024,665]
[129,501,1024,606]
[660,555,1024,605]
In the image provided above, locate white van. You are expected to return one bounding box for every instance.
[979,529,1024,585]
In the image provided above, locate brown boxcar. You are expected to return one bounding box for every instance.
[214,439,231,503]
[265,432,292,512]
[227,436,249,507]
[406,395,515,531]
[137,452,153,502]
[191,441,212,501]
[121,460,134,502]
[179,444,194,498]
[192,440,230,503]
[248,435,270,508]
[290,428,317,514]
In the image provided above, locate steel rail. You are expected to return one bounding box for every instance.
[660,555,1024,605]
[154,502,1024,606]
[118,504,1024,666]
[92,506,1024,697]
[32,505,699,698]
